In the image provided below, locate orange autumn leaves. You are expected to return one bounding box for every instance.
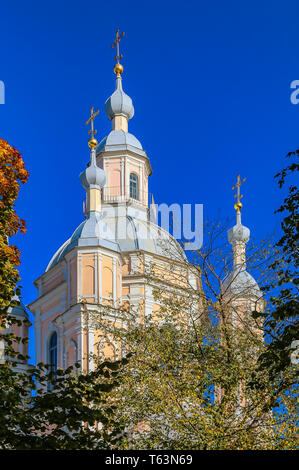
[0,139,28,309]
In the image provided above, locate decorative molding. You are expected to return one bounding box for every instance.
[67,259,71,308]
[98,337,119,361]
[94,253,98,304]
[99,253,102,300]
[113,258,117,307]
[121,157,124,196]
[88,329,94,371]
[65,338,78,368]
[78,254,82,300]
[43,322,59,366]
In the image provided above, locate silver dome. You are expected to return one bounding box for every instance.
[46,214,186,272]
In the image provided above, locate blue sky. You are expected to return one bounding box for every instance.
[1,0,298,361]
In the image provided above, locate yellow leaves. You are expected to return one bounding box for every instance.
[0,139,28,310]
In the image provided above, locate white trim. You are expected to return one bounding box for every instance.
[35,310,41,364]
[139,162,143,201]
[78,314,83,369]
[113,258,117,307]
[94,253,98,304]
[28,281,67,312]
[34,302,63,325]
[98,337,119,361]
[67,259,71,307]
[44,323,59,367]
[99,253,102,301]
[105,161,109,196]
[126,158,130,197]
[65,338,78,368]
[88,329,94,371]
[121,156,124,196]
[78,254,82,299]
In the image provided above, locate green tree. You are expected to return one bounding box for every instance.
[90,220,297,450]
[0,139,126,449]
[257,150,298,378]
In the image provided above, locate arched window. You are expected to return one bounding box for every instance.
[129,173,138,200]
[49,332,58,372]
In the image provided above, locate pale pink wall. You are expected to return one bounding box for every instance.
[40,297,62,364]
[110,165,121,195]
[117,263,121,303]
[63,318,78,368]
[82,256,95,297]
[43,267,64,296]
[129,163,140,185]
[11,324,20,354]
[67,343,75,367]
[69,257,77,305]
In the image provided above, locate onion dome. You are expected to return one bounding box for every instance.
[222,193,262,299]
[222,211,261,299]
[96,130,144,157]
[46,215,186,272]
[8,295,29,319]
[228,211,250,245]
[222,267,261,299]
[105,75,134,121]
[79,149,106,190]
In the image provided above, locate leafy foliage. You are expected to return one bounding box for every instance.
[93,295,297,449]
[0,139,297,449]
[258,151,299,377]
[0,140,125,449]
[0,139,28,311]
[90,219,297,450]
[0,357,129,449]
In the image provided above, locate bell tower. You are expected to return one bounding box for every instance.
[96,31,152,217]
[218,177,265,408]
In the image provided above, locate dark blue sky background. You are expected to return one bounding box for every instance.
[1,0,298,361]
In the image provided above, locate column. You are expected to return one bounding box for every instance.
[113,258,117,307]
[121,157,125,198]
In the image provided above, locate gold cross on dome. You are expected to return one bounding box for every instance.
[232,174,246,212]
[111,29,124,63]
[85,106,99,140]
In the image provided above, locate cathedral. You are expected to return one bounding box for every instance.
[10,35,263,378]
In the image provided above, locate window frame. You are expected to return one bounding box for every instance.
[129,172,139,200]
[49,331,58,373]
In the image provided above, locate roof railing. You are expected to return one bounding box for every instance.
[101,185,154,208]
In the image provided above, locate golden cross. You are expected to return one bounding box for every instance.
[85,106,99,140]
[111,29,125,63]
[232,174,246,211]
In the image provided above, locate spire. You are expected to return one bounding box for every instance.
[232,174,246,213]
[228,175,250,270]
[85,106,99,150]
[79,107,106,216]
[223,175,262,300]
[111,29,125,76]
[105,29,134,132]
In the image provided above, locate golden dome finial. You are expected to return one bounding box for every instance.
[232,174,246,212]
[111,29,125,75]
[85,106,99,149]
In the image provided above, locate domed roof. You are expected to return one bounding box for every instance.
[8,295,29,319]
[223,210,261,300]
[222,267,261,299]
[112,216,186,262]
[96,130,144,155]
[228,212,250,245]
[105,75,134,121]
[80,149,106,190]
[46,214,186,271]
[46,213,120,271]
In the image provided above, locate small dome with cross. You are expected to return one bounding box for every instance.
[105,75,134,121]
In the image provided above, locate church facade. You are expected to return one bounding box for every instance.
[25,46,263,382]
[27,58,199,374]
